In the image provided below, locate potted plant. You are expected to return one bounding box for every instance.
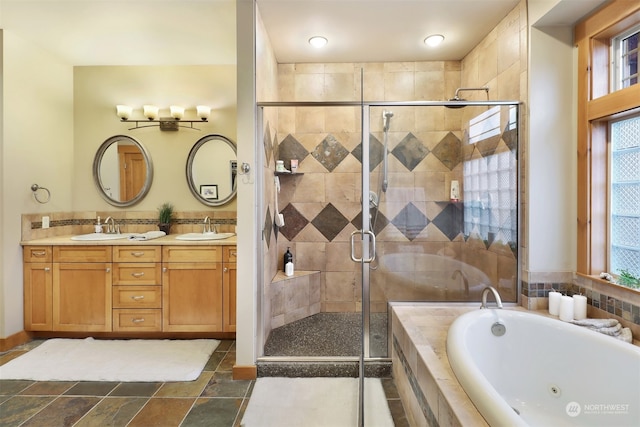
[158,202,174,234]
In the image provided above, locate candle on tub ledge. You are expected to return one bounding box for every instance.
[548,291,561,316]
[573,294,587,320]
[559,295,574,322]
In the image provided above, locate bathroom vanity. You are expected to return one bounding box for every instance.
[22,237,236,336]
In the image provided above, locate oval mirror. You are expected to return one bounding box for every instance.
[186,134,237,207]
[93,135,153,207]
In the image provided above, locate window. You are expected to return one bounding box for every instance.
[609,115,640,280]
[612,26,639,90]
[576,0,640,288]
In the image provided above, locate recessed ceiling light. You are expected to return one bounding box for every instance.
[309,36,328,48]
[424,34,444,47]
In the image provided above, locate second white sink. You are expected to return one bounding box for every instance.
[71,233,132,241]
[175,232,235,241]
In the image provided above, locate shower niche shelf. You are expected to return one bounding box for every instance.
[274,171,303,176]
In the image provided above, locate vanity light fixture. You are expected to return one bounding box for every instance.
[309,36,328,48]
[424,34,444,47]
[116,105,210,131]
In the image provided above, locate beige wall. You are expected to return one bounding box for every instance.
[1,31,74,337]
[73,65,237,212]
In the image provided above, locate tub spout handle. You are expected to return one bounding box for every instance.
[481,285,503,309]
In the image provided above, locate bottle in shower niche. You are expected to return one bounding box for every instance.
[284,247,294,276]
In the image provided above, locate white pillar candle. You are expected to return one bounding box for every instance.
[559,295,574,322]
[548,291,561,316]
[573,295,587,320]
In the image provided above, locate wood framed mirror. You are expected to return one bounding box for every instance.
[93,135,153,207]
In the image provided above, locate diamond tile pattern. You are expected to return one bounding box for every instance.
[502,126,517,152]
[312,134,350,172]
[279,203,309,241]
[391,132,429,171]
[263,122,273,165]
[391,203,429,241]
[431,132,462,171]
[431,203,464,241]
[351,209,389,236]
[351,134,385,172]
[312,203,350,241]
[279,134,309,167]
[263,207,272,247]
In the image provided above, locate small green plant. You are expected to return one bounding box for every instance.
[158,202,174,224]
[617,269,640,289]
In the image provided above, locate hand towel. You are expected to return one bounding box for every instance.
[571,318,619,329]
[128,231,166,241]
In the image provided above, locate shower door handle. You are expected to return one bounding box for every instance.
[350,230,376,263]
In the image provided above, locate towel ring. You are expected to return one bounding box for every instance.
[31,184,51,204]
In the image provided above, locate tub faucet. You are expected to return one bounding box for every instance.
[451,269,470,297]
[480,285,503,309]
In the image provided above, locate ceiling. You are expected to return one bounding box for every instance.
[0,0,608,66]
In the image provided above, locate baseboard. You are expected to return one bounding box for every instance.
[233,364,257,380]
[0,330,31,352]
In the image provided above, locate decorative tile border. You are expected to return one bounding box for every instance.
[392,334,439,427]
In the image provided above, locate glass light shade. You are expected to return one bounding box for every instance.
[143,105,159,120]
[424,34,444,47]
[170,105,185,120]
[308,36,328,48]
[196,105,211,121]
[116,105,132,120]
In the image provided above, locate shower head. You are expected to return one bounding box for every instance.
[382,110,394,131]
[445,87,489,109]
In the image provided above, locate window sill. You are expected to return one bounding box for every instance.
[576,272,640,294]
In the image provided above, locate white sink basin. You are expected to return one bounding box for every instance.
[175,232,235,241]
[70,233,132,241]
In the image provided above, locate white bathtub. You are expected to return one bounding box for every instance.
[447,309,640,426]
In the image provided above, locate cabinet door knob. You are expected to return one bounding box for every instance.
[132,318,145,323]
[224,267,229,272]
[162,267,167,273]
[131,272,145,278]
[106,267,111,273]
[43,267,51,272]
[131,252,145,257]
[131,295,145,301]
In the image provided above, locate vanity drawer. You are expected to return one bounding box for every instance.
[112,285,162,308]
[113,246,161,262]
[163,246,221,263]
[23,246,52,263]
[223,246,237,263]
[54,246,111,263]
[112,309,162,332]
[112,263,161,285]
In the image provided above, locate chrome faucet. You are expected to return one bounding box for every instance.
[203,216,218,233]
[480,285,503,309]
[451,269,470,297]
[103,216,117,234]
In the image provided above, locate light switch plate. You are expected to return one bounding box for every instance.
[42,216,50,229]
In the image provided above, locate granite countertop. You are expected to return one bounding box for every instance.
[21,234,237,246]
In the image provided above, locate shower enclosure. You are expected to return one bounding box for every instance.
[257,100,520,362]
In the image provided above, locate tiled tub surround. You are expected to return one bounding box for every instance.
[522,274,640,339]
[22,210,237,241]
[391,303,639,427]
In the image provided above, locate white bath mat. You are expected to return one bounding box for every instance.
[241,377,394,427]
[0,338,219,382]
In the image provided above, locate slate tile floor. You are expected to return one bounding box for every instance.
[1,339,409,427]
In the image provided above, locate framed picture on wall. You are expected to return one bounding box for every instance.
[200,184,218,200]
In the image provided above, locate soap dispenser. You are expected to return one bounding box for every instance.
[94,216,102,233]
[284,247,294,276]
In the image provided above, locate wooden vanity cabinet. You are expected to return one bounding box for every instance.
[223,246,237,332]
[52,246,112,332]
[162,246,224,332]
[112,246,162,332]
[23,246,53,331]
